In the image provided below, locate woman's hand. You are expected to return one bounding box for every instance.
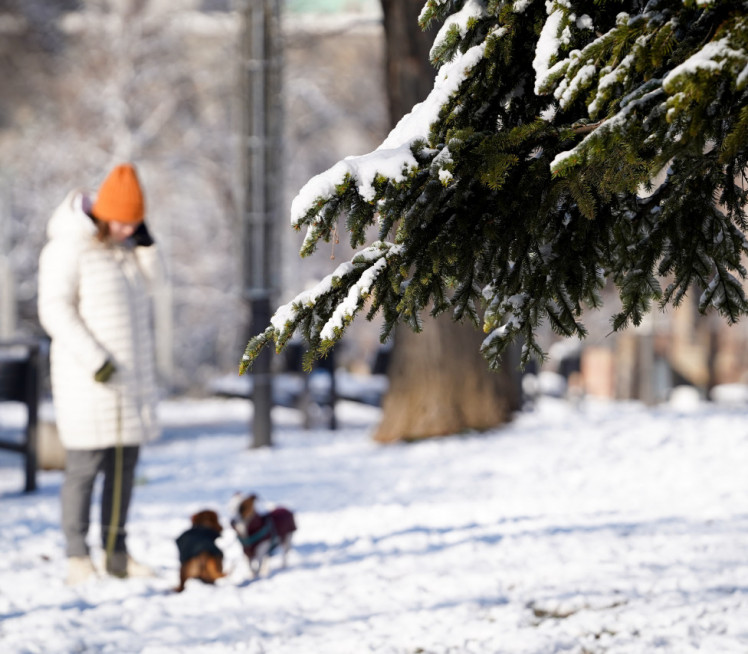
[94,359,116,383]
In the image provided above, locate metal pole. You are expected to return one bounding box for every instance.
[241,0,282,448]
[250,295,272,446]
[24,343,39,493]
[0,178,16,339]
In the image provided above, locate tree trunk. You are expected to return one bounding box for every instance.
[374,1,520,442]
[375,312,520,442]
[380,0,436,127]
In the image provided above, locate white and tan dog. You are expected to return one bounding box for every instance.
[229,493,297,578]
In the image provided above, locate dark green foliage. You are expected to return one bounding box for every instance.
[241,0,748,373]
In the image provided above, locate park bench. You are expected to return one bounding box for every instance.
[0,340,40,493]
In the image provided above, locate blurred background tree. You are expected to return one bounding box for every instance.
[0,0,388,396]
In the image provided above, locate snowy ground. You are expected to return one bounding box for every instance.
[1,394,747,653]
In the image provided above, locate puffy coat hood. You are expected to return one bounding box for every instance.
[47,190,98,243]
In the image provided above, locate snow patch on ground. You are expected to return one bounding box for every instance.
[1,397,747,652]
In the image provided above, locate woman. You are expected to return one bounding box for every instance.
[38,163,161,584]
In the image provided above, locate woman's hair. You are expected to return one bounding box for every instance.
[87,210,110,242]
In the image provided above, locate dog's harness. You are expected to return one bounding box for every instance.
[235,515,281,555]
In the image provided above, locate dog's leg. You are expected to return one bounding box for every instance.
[252,540,271,578]
[248,550,261,578]
[202,556,227,584]
[175,569,187,593]
[281,535,292,569]
[175,557,201,593]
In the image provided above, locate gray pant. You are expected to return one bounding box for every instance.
[61,446,140,558]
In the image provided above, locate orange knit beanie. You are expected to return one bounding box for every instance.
[92,163,145,224]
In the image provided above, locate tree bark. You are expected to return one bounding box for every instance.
[380,0,436,127]
[374,1,520,442]
[375,312,520,442]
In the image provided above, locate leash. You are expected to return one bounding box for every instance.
[105,391,123,563]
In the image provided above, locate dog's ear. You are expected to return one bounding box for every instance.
[209,511,223,532]
[238,495,257,519]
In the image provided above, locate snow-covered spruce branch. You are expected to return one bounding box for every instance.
[242,0,748,373]
[288,38,490,241]
[240,243,402,374]
[546,10,748,181]
[699,263,748,324]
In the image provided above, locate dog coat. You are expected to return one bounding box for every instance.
[234,508,296,558]
[176,525,224,564]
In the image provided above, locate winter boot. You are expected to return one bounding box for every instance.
[106,552,154,578]
[66,556,96,585]
[125,555,154,578]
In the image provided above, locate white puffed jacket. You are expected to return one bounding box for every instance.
[38,190,160,450]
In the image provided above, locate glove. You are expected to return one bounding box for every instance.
[94,359,116,383]
[132,222,154,247]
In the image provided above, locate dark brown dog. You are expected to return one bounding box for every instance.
[230,494,296,578]
[175,509,227,592]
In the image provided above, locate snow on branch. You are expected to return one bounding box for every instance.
[320,255,388,341]
[240,242,402,373]
[550,86,665,174]
[532,6,565,95]
[429,0,487,63]
[663,34,747,94]
[290,40,488,231]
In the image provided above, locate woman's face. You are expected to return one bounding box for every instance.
[108,221,140,243]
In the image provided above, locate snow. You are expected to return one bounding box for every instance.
[588,54,635,117]
[532,7,565,94]
[481,319,516,349]
[270,261,356,332]
[429,0,487,61]
[576,14,593,30]
[268,242,399,340]
[710,383,748,406]
[738,62,748,90]
[320,256,388,341]
[2,394,747,652]
[418,0,449,26]
[551,86,664,173]
[290,41,487,228]
[512,0,534,13]
[663,37,745,94]
[556,62,597,108]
